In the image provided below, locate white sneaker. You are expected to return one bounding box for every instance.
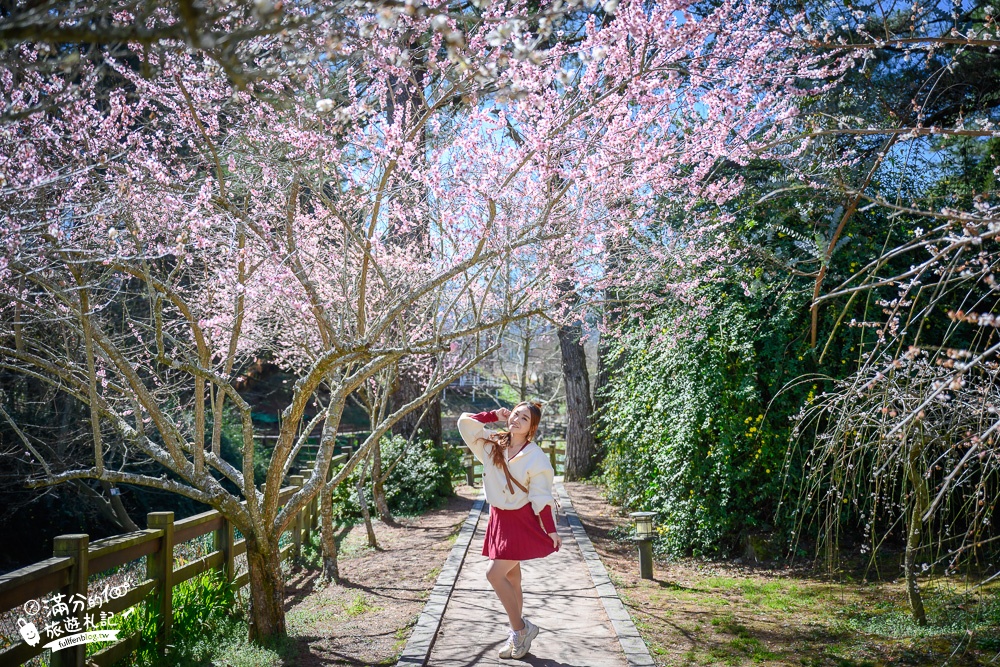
[510,618,539,659]
[498,627,517,659]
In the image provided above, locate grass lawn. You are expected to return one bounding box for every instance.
[564,481,1000,667]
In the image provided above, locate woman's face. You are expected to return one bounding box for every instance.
[507,405,533,438]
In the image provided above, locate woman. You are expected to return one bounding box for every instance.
[457,401,562,660]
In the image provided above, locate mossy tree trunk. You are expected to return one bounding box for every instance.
[245,535,287,641]
[557,281,596,481]
[319,482,340,583]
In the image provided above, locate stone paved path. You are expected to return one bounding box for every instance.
[426,490,630,667]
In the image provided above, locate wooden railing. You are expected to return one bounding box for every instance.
[0,452,350,667]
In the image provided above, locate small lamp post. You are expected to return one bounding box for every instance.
[629,511,657,580]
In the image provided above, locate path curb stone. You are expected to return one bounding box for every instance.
[555,480,657,667]
[396,491,486,667]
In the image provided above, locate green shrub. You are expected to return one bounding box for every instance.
[381,435,462,515]
[330,435,462,520]
[93,569,294,666]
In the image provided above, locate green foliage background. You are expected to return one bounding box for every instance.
[598,282,808,556]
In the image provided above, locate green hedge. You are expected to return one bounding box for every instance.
[597,284,819,558]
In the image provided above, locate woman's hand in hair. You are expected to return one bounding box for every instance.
[495,407,511,421]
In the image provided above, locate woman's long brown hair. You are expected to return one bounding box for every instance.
[477,401,543,494]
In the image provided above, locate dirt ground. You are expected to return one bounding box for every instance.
[283,485,478,666]
[563,481,1000,667]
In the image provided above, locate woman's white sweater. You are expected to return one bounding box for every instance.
[457,412,557,519]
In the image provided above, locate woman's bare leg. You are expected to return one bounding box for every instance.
[505,562,523,622]
[485,559,524,630]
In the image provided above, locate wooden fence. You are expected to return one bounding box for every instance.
[0,451,351,667]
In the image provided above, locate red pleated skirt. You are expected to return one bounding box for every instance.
[482,503,559,561]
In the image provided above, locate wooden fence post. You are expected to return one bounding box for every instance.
[465,456,475,487]
[214,516,236,583]
[51,534,88,667]
[302,472,314,542]
[146,512,174,652]
[311,475,320,531]
[290,475,304,558]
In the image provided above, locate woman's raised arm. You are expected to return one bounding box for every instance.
[457,411,498,463]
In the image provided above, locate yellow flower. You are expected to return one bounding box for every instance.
[765,469,771,474]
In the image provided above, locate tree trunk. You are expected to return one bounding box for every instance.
[904,436,929,626]
[72,480,139,533]
[319,483,340,583]
[101,480,140,531]
[372,439,394,523]
[356,462,379,549]
[424,392,442,448]
[519,326,531,402]
[904,498,928,626]
[557,285,597,480]
[244,535,287,641]
[389,366,442,447]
